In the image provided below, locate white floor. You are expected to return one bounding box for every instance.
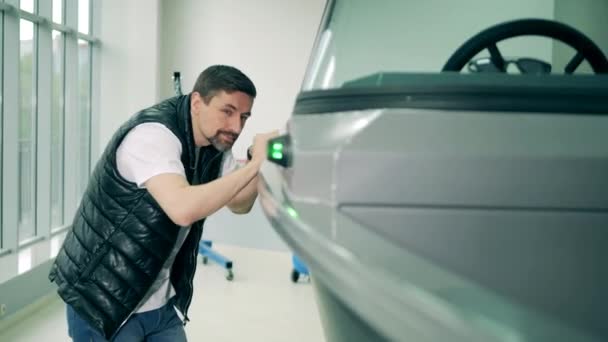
[0,244,326,342]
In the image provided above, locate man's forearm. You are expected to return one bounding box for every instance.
[227,175,259,214]
[146,161,260,226]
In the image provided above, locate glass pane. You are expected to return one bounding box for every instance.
[302,0,608,91]
[0,15,3,249]
[52,31,65,228]
[50,231,67,258]
[53,0,63,24]
[20,0,35,13]
[18,248,32,274]
[78,0,89,34]
[19,20,37,242]
[77,39,91,198]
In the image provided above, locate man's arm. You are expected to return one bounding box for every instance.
[145,160,260,226]
[145,130,278,225]
[224,138,275,214]
[226,174,258,214]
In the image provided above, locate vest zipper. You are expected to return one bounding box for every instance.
[181,150,223,323]
[182,242,199,324]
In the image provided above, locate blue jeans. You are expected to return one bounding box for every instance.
[66,302,187,342]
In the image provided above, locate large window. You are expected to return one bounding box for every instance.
[0,0,99,260]
[18,19,37,243]
[0,8,3,250]
[20,0,34,13]
[53,0,62,24]
[78,0,88,34]
[77,38,91,199]
[51,30,65,229]
[76,0,92,200]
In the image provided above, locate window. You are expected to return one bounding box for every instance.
[77,39,91,198]
[51,30,65,228]
[52,0,63,24]
[20,0,35,14]
[19,19,37,243]
[0,0,99,257]
[78,0,89,34]
[0,9,3,250]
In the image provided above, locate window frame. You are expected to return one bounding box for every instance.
[0,0,99,254]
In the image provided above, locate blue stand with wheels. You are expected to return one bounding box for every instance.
[198,240,234,281]
[291,254,310,283]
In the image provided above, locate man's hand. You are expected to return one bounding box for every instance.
[226,130,280,214]
[250,130,280,167]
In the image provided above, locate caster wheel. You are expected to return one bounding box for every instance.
[202,257,208,264]
[226,270,234,281]
[291,269,300,283]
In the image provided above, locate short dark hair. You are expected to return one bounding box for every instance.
[192,65,257,103]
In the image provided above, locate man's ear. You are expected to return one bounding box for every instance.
[190,92,202,113]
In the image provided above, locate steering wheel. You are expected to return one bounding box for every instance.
[442,19,608,74]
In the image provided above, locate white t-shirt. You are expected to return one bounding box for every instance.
[116,122,238,313]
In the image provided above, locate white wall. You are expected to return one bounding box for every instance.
[97,0,161,157]
[159,0,326,250]
[159,0,326,158]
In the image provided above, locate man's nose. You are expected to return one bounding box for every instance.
[228,115,242,134]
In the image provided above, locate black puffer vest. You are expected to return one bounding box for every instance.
[48,94,222,339]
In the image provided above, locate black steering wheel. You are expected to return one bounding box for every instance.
[442,19,608,74]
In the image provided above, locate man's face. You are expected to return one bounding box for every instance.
[191,90,253,150]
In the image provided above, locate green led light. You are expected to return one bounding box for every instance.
[286,207,298,218]
[266,135,291,167]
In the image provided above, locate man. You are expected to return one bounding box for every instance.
[48,65,277,341]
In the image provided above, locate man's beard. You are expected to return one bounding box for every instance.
[208,130,239,151]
